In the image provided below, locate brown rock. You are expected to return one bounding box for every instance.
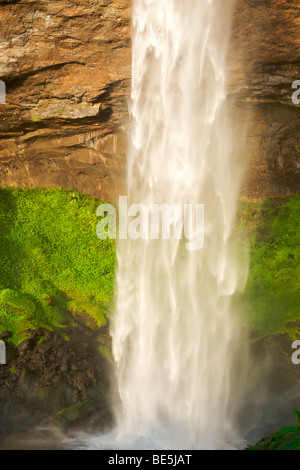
[0,0,299,201]
[0,331,11,340]
[228,0,300,200]
[0,325,113,435]
[0,0,131,201]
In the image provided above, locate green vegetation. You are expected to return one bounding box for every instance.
[235,194,300,340]
[0,187,116,346]
[98,344,113,363]
[0,187,298,350]
[51,399,96,428]
[249,410,300,450]
[234,195,300,450]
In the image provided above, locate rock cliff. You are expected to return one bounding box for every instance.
[0,0,131,201]
[0,0,299,201]
[230,0,300,199]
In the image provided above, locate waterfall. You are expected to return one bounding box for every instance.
[110,0,247,450]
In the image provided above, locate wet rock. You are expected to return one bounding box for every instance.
[17,338,35,353]
[228,0,300,200]
[0,325,113,435]
[51,398,97,429]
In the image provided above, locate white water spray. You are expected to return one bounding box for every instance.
[110,0,247,450]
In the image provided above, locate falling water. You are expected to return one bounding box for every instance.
[110,0,247,450]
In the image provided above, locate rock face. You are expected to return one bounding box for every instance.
[0,0,299,201]
[0,0,131,201]
[229,0,300,200]
[0,325,113,436]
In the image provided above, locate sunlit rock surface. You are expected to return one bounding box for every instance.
[0,0,299,200]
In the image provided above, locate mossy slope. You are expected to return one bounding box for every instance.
[0,187,116,346]
[236,194,300,340]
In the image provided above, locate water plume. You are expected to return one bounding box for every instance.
[110,0,248,450]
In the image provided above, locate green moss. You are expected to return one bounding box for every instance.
[37,336,46,344]
[0,187,116,346]
[67,299,107,328]
[234,194,300,340]
[51,399,96,428]
[98,344,113,363]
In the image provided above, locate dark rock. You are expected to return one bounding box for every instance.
[51,398,97,429]
[0,325,113,436]
[0,331,11,340]
[17,338,35,353]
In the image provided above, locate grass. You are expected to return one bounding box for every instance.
[0,187,116,346]
[234,194,300,340]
